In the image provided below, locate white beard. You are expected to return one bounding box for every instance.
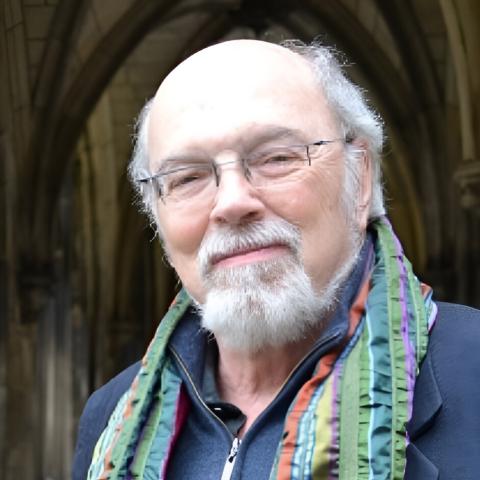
[196,219,359,353]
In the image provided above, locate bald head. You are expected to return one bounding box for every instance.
[147,40,338,169]
[157,40,315,98]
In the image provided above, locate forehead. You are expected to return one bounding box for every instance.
[148,41,339,158]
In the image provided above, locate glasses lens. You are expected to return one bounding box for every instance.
[162,163,214,203]
[246,145,309,188]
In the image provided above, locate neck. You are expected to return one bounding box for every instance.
[215,325,325,435]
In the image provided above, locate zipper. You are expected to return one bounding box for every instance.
[171,348,241,478]
[170,347,233,437]
[220,437,240,480]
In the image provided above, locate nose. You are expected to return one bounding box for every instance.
[209,159,266,225]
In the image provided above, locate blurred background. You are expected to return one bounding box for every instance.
[1,0,479,478]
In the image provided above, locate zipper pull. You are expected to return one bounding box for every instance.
[220,437,240,480]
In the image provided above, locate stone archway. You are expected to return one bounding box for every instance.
[2,1,479,478]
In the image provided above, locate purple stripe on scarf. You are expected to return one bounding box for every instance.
[328,364,341,479]
[392,233,415,424]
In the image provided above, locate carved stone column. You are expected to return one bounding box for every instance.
[454,160,480,308]
[454,160,480,212]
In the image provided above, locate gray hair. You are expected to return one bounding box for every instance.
[128,40,385,227]
[128,98,156,228]
[281,40,385,220]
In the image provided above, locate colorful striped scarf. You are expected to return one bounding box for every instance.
[87,218,436,479]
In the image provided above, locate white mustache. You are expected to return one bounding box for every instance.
[197,219,302,276]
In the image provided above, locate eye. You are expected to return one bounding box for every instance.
[164,165,212,194]
[249,148,303,173]
[171,172,202,187]
[263,153,296,164]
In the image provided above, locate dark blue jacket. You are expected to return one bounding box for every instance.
[72,302,480,480]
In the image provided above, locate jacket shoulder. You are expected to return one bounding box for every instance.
[72,361,141,480]
[406,302,480,479]
[431,302,480,351]
[435,301,480,326]
[427,302,480,413]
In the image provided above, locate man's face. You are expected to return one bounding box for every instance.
[147,41,370,305]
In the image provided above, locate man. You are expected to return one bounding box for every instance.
[73,39,480,479]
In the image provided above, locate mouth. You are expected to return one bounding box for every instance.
[210,243,290,269]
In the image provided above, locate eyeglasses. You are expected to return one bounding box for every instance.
[137,138,345,207]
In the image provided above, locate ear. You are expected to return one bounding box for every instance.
[352,138,373,230]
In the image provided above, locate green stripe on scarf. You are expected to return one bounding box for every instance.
[130,358,183,478]
[338,323,362,479]
[378,222,408,479]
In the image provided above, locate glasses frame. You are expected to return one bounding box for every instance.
[137,138,346,202]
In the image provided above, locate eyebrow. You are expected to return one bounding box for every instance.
[152,125,307,174]
[151,154,213,177]
[242,125,307,149]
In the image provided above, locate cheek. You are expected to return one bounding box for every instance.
[159,209,210,302]
[166,221,201,254]
[281,167,345,228]
[306,163,345,201]
[277,168,349,281]
[158,207,208,264]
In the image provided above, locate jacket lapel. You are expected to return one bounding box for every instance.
[407,354,442,439]
[404,443,438,479]
[404,353,442,479]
